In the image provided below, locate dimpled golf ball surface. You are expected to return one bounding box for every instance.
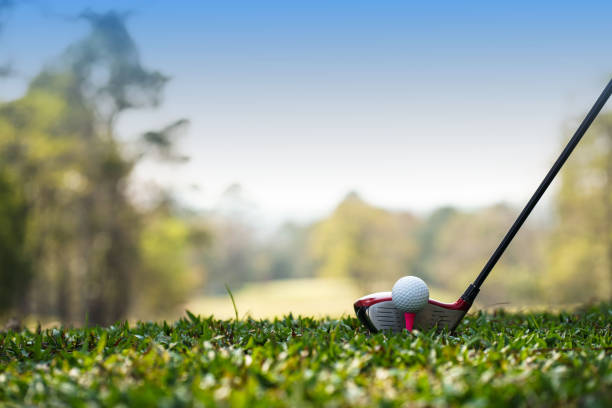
[392,276,429,313]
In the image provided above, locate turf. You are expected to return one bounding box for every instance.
[0,303,610,407]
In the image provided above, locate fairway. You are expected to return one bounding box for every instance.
[185,278,457,320]
[1,303,610,407]
[186,278,363,319]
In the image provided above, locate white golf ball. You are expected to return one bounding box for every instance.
[392,276,429,313]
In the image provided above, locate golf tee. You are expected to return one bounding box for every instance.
[404,312,415,331]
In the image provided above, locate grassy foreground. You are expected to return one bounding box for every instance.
[0,304,610,407]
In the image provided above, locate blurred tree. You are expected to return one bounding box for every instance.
[0,0,14,78]
[0,171,30,314]
[257,222,314,281]
[309,192,420,292]
[202,223,257,294]
[545,112,612,302]
[195,184,313,293]
[230,222,314,284]
[0,72,94,320]
[0,11,193,324]
[198,184,267,294]
[412,206,457,281]
[424,204,545,305]
[134,200,206,317]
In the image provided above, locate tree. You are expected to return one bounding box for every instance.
[412,207,457,282]
[0,171,30,314]
[0,69,95,319]
[256,222,313,281]
[0,11,192,324]
[423,204,545,305]
[545,112,612,302]
[0,0,14,77]
[309,192,420,292]
[200,185,259,294]
[134,200,206,318]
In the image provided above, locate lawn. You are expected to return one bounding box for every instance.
[0,303,610,407]
[184,278,457,320]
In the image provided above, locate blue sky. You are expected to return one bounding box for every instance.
[2,1,611,221]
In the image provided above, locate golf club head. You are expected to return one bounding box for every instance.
[354,292,471,333]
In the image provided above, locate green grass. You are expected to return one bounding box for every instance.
[0,304,610,407]
[184,277,456,320]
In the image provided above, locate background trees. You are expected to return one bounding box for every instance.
[0,12,203,324]
[545,112,612,302]
[309,192,420,292]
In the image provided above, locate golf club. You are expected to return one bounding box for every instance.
[355,78,612,333]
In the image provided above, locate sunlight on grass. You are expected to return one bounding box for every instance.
[185,278,457,319]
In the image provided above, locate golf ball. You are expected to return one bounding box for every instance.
[392,276,429,313]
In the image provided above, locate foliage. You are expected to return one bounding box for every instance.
[0,303,610,407]
[309,192,420,292]
[201,209,258,294]
[135,205,203,317]
[0,12,198,324]
[420,204,546,305]
[412,206,457,280]
[257,222,314,281]
[303,194,547,303]
[546,113,612,302]
[0,70,103,322]
[200,185,313,294]
[0,171,30,313]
